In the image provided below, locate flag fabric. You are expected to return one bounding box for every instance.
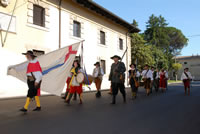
[7,42,81,96]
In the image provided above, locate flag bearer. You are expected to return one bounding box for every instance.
[20,51,42,112]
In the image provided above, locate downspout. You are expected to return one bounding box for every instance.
[58,0,62,49]
[126,32,129,86]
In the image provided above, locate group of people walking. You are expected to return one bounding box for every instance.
[128,64,169,99]
[18,51,192,113]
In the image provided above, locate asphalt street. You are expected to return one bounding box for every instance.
[0,82,200,134]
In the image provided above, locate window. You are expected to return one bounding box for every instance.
[119,38,123,50]
[33,5,45,27]
[73,21,81,37]
[100,31,106,45]
[100,60,106,74]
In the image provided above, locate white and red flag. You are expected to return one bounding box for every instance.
[7,42,81,96]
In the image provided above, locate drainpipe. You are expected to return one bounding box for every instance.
[58,0,62,49]
[126,32,129,86]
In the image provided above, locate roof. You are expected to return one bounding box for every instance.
[72,0,140,33]
[176,55,200,60]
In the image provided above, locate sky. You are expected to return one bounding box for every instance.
[94,0,200,56]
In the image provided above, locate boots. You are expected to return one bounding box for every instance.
[20,108,27,112]
[73,92,77,100]
[111,95,116,104]
[123,94,126,103]
[33,107,41,111]
[62,92,69,100]
[66,93,73,104]
[96,91,101,98]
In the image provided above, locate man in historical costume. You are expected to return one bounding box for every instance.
[159,69,168,92]
[128,63,140,99]
[141,64,153,96]
[20,51,42,112]
[66,60,83,104]
[109,55,126,104]
[181,68,192,96]
[150,67,155,94]
[165,70,169,90]
[153,68,160,92]
[92,62,104,98]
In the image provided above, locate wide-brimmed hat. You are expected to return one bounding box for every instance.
[130,63,136,68]
[111,55,121,60]
[22,50,36,57]
[94,62,100,66]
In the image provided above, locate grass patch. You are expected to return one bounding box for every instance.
[168,80,182,83]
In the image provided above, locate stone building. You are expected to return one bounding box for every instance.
[0,0,139,98]
[176,55,200,80]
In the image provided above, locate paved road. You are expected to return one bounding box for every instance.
[0,82,200,134]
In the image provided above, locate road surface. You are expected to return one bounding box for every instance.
[0,82,200,134]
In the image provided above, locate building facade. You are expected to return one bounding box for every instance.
[175,55,200,80]
[0,0,139,98]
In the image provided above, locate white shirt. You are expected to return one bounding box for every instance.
[142,69,153,81]
[181,71,192,80]
[92,67,104,78]
[26,59,43,83]
[164,71,169,79]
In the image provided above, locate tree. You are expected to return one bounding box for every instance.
[172,63,182,81]
[166,27,188,55]
[132,19,138,28]
[131,33,154,69]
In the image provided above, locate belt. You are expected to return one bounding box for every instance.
[27,76,35,81]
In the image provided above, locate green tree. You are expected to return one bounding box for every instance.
[172,63,182,81]
[132,19,138,28]
[131,33,154,69]
[166,27,188,55]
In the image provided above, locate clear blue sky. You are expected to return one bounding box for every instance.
[94,0,200,56]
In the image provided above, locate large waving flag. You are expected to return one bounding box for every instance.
[7,42,81,96]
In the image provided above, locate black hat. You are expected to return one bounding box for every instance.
[94,62,100,66]
[184,67,189,70]
[130,63,136,68]
[22,50,36,57]
[111,55,121,60]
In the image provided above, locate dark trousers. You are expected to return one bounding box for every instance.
[27,80,38,98]
[152,79,160,92]
[130,79,138,93]
[112,82,126,96]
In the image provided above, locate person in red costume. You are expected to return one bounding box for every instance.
[20,50,43,113]
[159,69,167,92]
